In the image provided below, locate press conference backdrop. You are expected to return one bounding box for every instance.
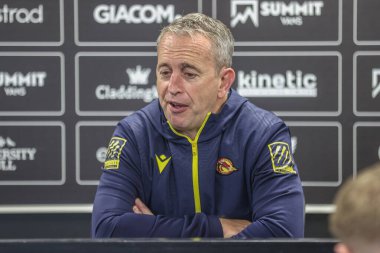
[0,0,379,214]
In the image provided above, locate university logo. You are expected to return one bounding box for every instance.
[216,158,238,175]
[268,142,296,174]
[126,65,151,85]
[0,136,37,171]
[372,68,380,99]
[104,137,126,170]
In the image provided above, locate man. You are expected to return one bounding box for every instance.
[329,162,380,253]
[92,13,304,238]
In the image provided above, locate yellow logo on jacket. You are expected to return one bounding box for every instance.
[156,154,171,174]
[104,137,127,170]
[268,142,296,174]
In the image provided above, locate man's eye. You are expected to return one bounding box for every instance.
[160,71,171,78]
[185,72,197,79]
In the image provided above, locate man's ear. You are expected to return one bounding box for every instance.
[218,67,235,99]
[334,243,353,253]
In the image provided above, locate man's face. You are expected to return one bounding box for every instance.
[156,33,225,138]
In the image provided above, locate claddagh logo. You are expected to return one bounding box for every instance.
[126,65,151,85]
[372,68,380,99]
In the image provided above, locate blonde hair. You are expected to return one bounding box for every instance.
[329,162,380,243]
[157,13,234,72]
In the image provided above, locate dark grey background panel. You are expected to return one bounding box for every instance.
[0,0,379,239]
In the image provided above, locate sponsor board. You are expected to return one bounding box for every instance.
[213,0,342,46]
[74,0,202,46]
[75,121,117,185]
[286,122,342,187]
[233,51,341,116]
[0,52,65,116]
[0,121,65,185]
[353,123,380,178]
[353,52,380,116]
[0,0,63,46]
[354,0,380,45]
[75,52,157,116]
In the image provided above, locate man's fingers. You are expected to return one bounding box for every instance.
[132,205,142,214]
[135,198,154,215]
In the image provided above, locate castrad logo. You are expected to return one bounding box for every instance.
[95,65,157,102]
[237,70,317,97]
[372,68,380,99]
[93,4,181,24]
[0,4,44,24]
[0,71,47,96]
[230,0,324,27]
[0,136,37,171]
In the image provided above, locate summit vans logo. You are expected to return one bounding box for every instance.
[0,71,47,96]
[95,65,157,102]
[237,70,317,97]
[93,4,181,24]
[372,68,380,99]
[230,0,324,27]
[0,136,37,171]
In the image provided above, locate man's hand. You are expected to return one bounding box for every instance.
[132,198,154,215]
[219,218,251,238]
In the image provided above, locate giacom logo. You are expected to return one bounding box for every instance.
[95,65,158,102]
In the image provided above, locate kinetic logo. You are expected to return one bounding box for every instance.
[0,71,47,96]
[95,65,157,102]
[0,4,44,24]
[372,68,380,99]
[0,136,37,171]
[93,4,181,24]
[237,70,317,97]
[230,0,324,27]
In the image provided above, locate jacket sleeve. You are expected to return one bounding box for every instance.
[232,122,305,239]
[91,122,223,238]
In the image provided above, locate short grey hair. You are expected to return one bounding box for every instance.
[157,13,234,72]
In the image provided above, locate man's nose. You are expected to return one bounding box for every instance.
[168,73,183,95]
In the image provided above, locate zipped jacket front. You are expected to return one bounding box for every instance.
[92,89,305,238]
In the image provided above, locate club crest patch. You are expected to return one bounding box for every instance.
[104,137,127,170]
[268,142,296,174]
[216,158,238,175]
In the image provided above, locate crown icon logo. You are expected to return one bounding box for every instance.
[126,65,151,85]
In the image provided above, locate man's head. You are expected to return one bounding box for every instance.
[156,13,235,139]
[329,162,380,253]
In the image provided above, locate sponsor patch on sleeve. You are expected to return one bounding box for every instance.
[104,137,127,170]
[268,142,296,174]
